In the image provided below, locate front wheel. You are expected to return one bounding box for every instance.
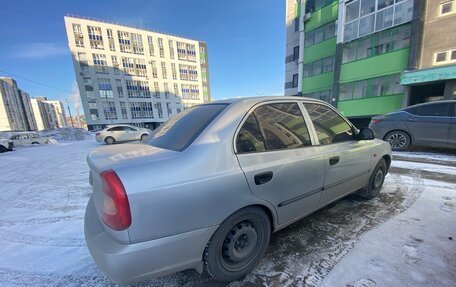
[358,159,387,200]
[0,145,7,153]
[385,131,410,151]
[204,207,271,282]
[140,134,148,141]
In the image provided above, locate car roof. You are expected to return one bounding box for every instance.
[403,100,456,110]
[211,96,328,106]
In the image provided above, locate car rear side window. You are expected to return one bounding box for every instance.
[304,103,353,145]
[416,103,450,117]
[146,104,228,151]
[236,102,312,153]
[236,113,266,153]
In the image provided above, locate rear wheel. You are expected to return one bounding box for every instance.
[31,142,39,145]
[105,137,115,145]
[385,131,410,151]
[140,134,148,141]
[358,159,387,200]
[204,207,270,282]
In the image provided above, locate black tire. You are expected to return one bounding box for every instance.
[0,145,7,153]
[105,137,115,145]
[31,142,39,145]
[204,207,271,282]
[384,131,410,151]
[140,134,148,141]
[358,159,387,200]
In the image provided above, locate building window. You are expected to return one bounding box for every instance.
[161,62,167,79]
[102,101,117,120]
[303,55,334,78]
[293,46,299,61]
[97,78,113,98]
[342,24,410,64]
[120,102,128,119]
[440,1,455,16]
[304,21,336,47]
[155,102,163,118]
[303,89,332,103]
[292,74,298,88]
[434,49,456,65]
[343,0,413,42]
[169,40,175,59]
[338,74,403,101]
[88,25,104,49]
[294,17,300,32]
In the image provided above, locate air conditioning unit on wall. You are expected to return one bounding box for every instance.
[303,13,312,22]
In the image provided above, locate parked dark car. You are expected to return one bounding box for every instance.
[369,100,456,150]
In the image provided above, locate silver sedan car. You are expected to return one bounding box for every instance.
[85,97,392,283]
[95,124,151,144]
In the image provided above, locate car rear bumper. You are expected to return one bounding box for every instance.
[84,197,218,283]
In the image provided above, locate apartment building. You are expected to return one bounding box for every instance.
[45,100,67,128]
[0,77,37,131]
[30,97,61,131]
[401,0,456,104]
[64,15,211,131]
[285,0,423,126]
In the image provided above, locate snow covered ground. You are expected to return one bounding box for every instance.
[0,141,454,287]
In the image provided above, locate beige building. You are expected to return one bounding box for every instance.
[45,100,67,128]
[401,0,456,105]
[64,15,211,131]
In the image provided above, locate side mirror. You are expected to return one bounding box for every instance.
[356,127,375,140]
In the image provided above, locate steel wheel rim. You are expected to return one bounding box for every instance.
[387,133,406,149]
[373,168,384,189]
[221,221,259,272]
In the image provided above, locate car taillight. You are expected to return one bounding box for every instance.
[96,132,100,136]
[100,169,131,231]
[370,119,382,124]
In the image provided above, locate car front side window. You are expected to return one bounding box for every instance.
[304,103,353,145]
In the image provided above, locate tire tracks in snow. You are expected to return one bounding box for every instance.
[0,230,85,248]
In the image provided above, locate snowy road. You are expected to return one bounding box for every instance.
[0,141,454,287]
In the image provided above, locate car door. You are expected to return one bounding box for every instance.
[303,103,373,208]
[448,103,456,147]
[11,135,21,146]
[108,126,125,142]
[404,102,451,147]
[235,101,326,225]
[126,126,140,140]
[23,134,33,145]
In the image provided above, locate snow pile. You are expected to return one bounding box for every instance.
[0,128,94,143]
[39,128,94,142]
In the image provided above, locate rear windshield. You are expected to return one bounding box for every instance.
[145,104,228,151]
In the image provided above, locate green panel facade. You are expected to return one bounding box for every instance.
[303,38,336,64]
[302,72,333,93]
[305,1,338,31]
[337,94,404,117]
[339,48,409,83]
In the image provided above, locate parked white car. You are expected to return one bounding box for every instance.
[0,139,14,152]
[95,125,152,144]
[10,133,51,146]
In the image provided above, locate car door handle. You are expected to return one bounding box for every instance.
[329,156,339,166]
[254,171,273,185]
